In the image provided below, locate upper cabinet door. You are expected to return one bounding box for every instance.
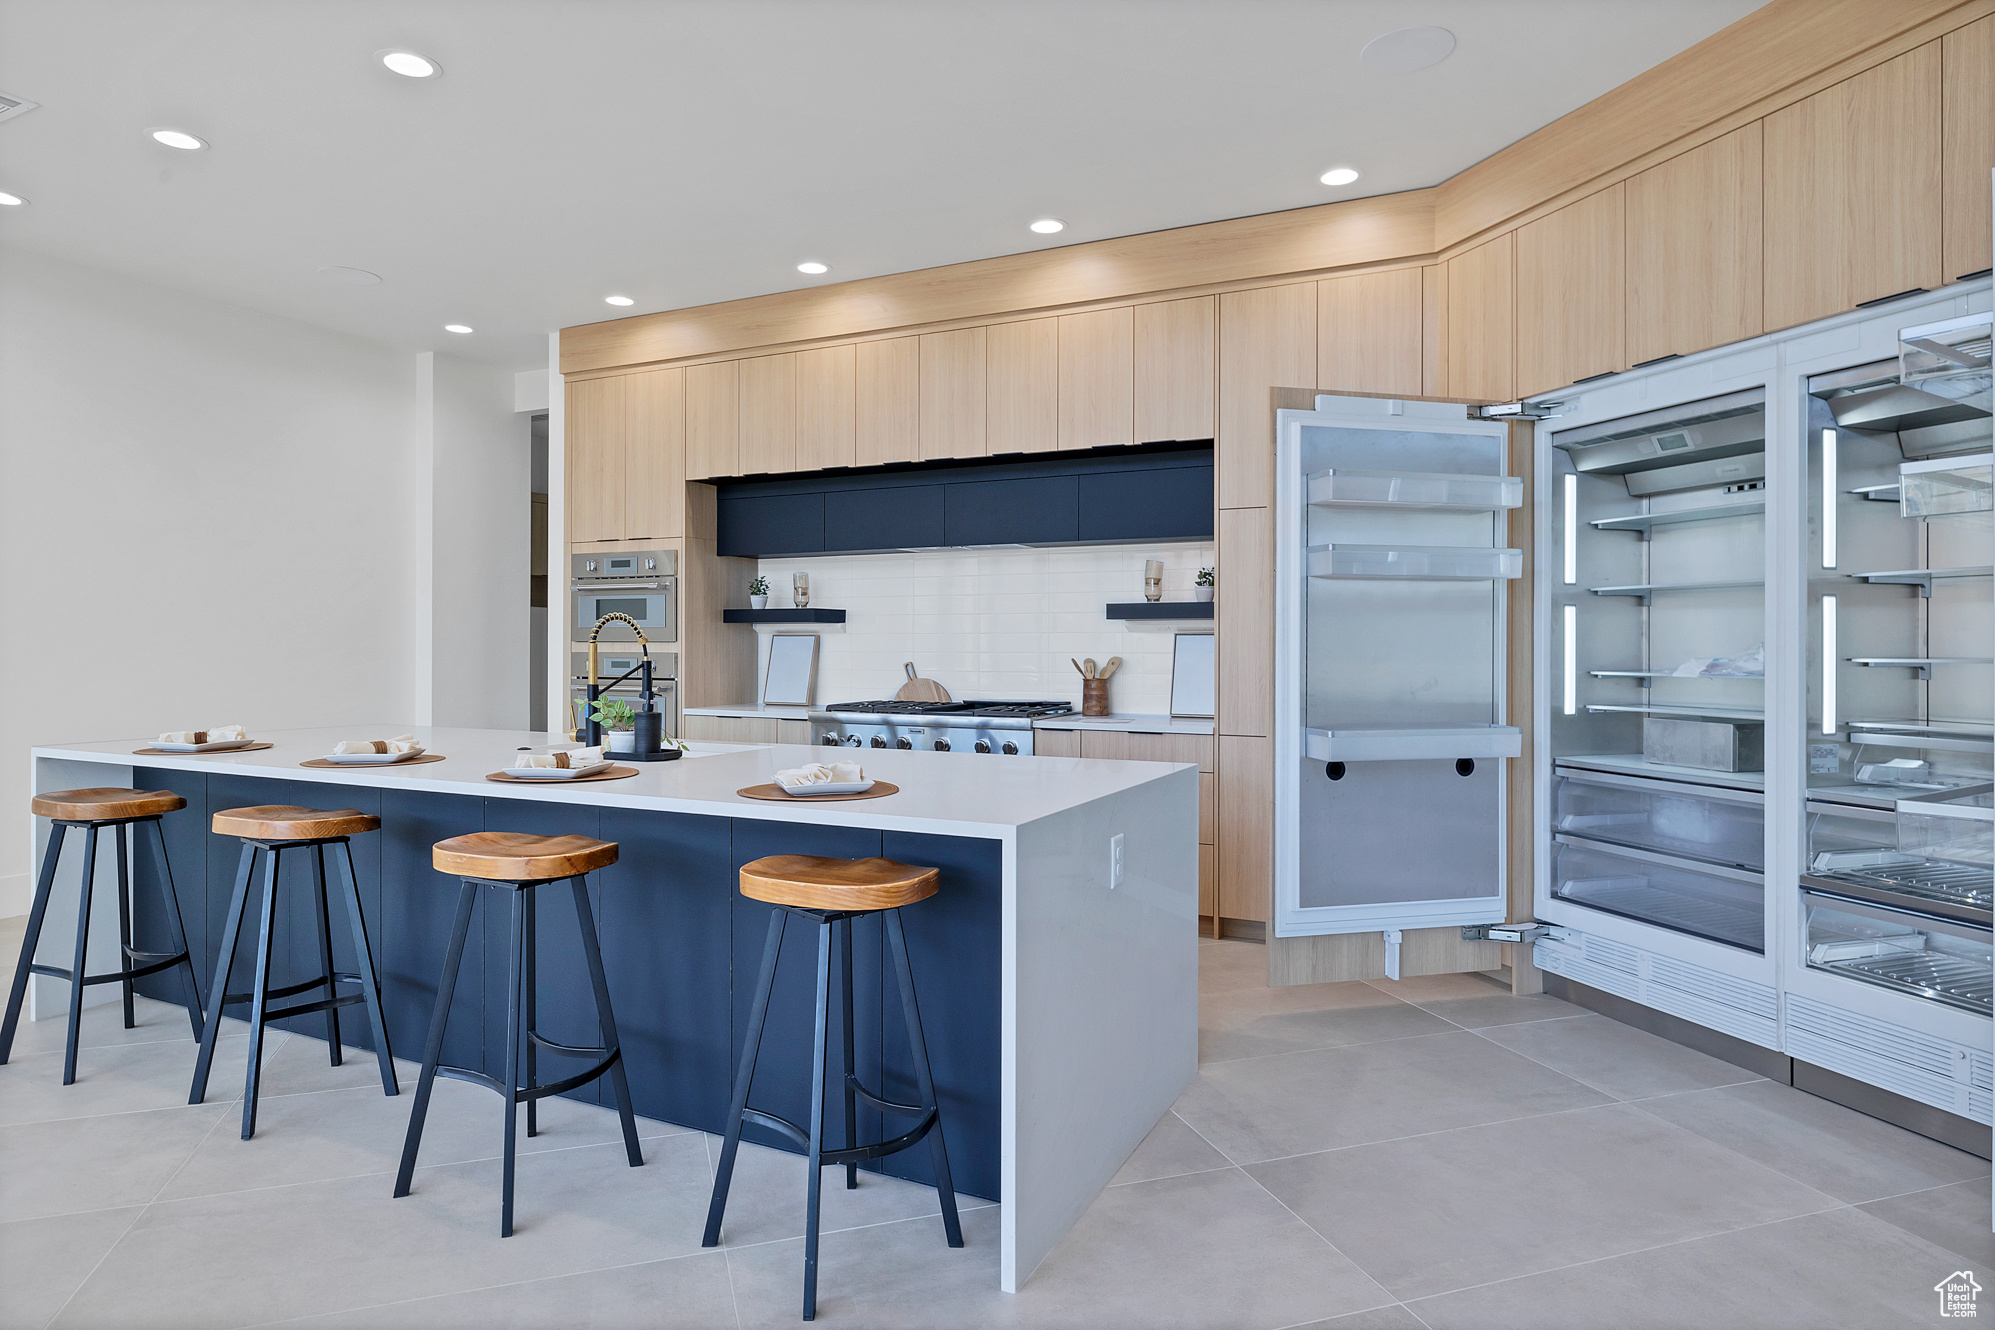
[1943,16,1994,283]
[1058,307,1134,451]
[985,317,1057,456]
[1626,124,1763,367]
[622,366,684,542]
[1134,295,1215,443]
[1443,233,1514,402]
[1218,283,1316,509]
[1764,43,1943,330]
[857,337,919,466]
[1515,184,1625,399]
[738,352,798,476]
[1317,269,1422,397]
[797,345,857,472]
[919,327,987,461]
[565,376,624,543]
[685,360,741,480]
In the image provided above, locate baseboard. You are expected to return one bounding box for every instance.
[1793,1060,1993,1160]
[1217,918,1265,942]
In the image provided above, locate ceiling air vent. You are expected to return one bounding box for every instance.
[0,92,39,125]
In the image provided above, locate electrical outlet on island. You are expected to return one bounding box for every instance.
[1109,834,1125,888]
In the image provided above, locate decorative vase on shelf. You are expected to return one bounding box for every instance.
[749,594,769,610]
[605,730,636,754]
[1195,586,1214,602]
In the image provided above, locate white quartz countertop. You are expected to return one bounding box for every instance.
[1033,713,1214,735]
[681,704,812,720]
[36,725,1193,838]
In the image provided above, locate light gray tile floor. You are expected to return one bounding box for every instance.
[0,931,1981,1328]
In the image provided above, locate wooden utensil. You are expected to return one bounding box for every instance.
[1083,658,1097,678]
[893,661,952,704]
[1099,656,1123,678]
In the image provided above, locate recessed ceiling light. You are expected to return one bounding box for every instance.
[1360,26,1456,73]
[444,324,473,334]
[604,295,634,306]
[377,50,441,78]
[796,261,828,275]
[1029,218,1065,235]
[317,265,381,285]
[0,191,25,206]
[150,128,206,151]
[1319,167,1361,187]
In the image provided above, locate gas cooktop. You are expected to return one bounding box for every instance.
[818,700,1074,719]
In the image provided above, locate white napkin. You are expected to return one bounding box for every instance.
[514,747,605,769]
[774,761,864,788]
[332,734,421,755]
[158,724,247,744]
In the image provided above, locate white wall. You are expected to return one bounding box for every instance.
[750,544,1215,714]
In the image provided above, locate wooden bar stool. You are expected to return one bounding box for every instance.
[189,805,397,1139]
[703,854,963,1321]
[395,831,643,1236]
[1,789,204,1083]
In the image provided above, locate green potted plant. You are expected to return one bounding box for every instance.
[590,697,637,753]
[748,575,770,610]
[1195,567,1215,602]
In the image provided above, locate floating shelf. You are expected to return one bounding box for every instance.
[1590,499,1764,534]
[1106,601,1214,621]
[1848,657,1993,667]
[1589,579,1763,598]
[1306,468,1521,511]
[1585,702,1765,720]
[1848,718,1995,736]
[1844,728,1995,755]
[1850,483,1903,503]
[722,608,847,624]
[1590,670,1764,680]
[1847,565,1993,595]
[1307,544,1522,581]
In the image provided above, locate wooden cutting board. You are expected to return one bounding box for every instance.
[892,662,951,704]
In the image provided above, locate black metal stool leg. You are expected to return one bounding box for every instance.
[0,823,65,1065]
[500,886,525,1237]
[395,879,479,1200]
[703,908,787,1247]
[61,825,99,1086]
[523,883,538,1139]
[240,847,282,1140]
[148,819,204,1042]
[571,875,641,1167]
[886,909,962,1248]
[115,824,134,1031]
[803,914,834,1320]
[840,915,858,1191]
[191,844,255,1104]
[332,842,394,1094]
[311,845,343,1065]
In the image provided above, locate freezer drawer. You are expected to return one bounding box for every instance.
[1804,891,1993,1016]
[1554,768,1763,870]
[1553,836,1765,953]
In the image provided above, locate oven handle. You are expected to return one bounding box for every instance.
[573,581,667,592]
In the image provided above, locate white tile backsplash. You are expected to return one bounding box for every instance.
[752,544,1215,712]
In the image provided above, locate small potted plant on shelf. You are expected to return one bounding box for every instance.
[748,576,769,610]
[1195,567,1215,602]
[590,697,637,753]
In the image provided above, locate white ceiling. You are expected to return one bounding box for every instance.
[0,1,1765,370]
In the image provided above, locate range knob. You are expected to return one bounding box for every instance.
[896,737,912,750]
[933,739,951,751]
[973,739,992,753]
[845,735,864,747]
[1001,741,1018,755]
[870,736,888,748]
[820,733,841,746]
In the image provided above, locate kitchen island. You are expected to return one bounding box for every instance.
[27,726,1198,1291]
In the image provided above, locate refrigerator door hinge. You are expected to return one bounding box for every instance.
[1471,400,1569,421]
[1462,922,1562,945]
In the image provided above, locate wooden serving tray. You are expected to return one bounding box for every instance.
[132,742,274,756]
[486,765,640,784]
[735,780,901,803]
[300,754,447,770]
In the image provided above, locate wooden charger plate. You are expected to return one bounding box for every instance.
[132,742,274,756]
[300,754,448,770]
[486,765,640,784]
[736,780,900,803]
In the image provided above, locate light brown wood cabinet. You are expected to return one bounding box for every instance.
[986,318,1057,456]
[1625,124,1764,367]
[1317,268,1422,396]
[1421,264,1448,396]
[1057,307,1134,451]
[856,337,920,466]
[1076,730,1213,770]
[1218,283,1315,510]
[738,353,798,475]
[1444,232,1515,401]
[1216,505,1271,739]
[1134,296,1215,443]
[1218,734,1272,923]
[1943,16,1994,283]
[1763,43,1944,331]
[565,368,684,543]
[1031,728,1082,759]
[797,345,856,472]
[565,376,622,544]
[685,360,741,480]
[1515,184,1626,398]
[919,327,987,460]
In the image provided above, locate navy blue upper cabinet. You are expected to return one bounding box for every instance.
[714,446,1211,557]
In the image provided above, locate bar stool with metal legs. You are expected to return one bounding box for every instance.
[1,788,204,1083]
[703,854,963,1321]
[188,805,398,1139]
[395,831,643,1236]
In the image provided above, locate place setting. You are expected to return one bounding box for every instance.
[737,758,899,802]
[132,724,273,756]
[301,733,447,770]
[487,743,639,783]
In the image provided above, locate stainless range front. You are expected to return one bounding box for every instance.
[807,701,1073,755]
